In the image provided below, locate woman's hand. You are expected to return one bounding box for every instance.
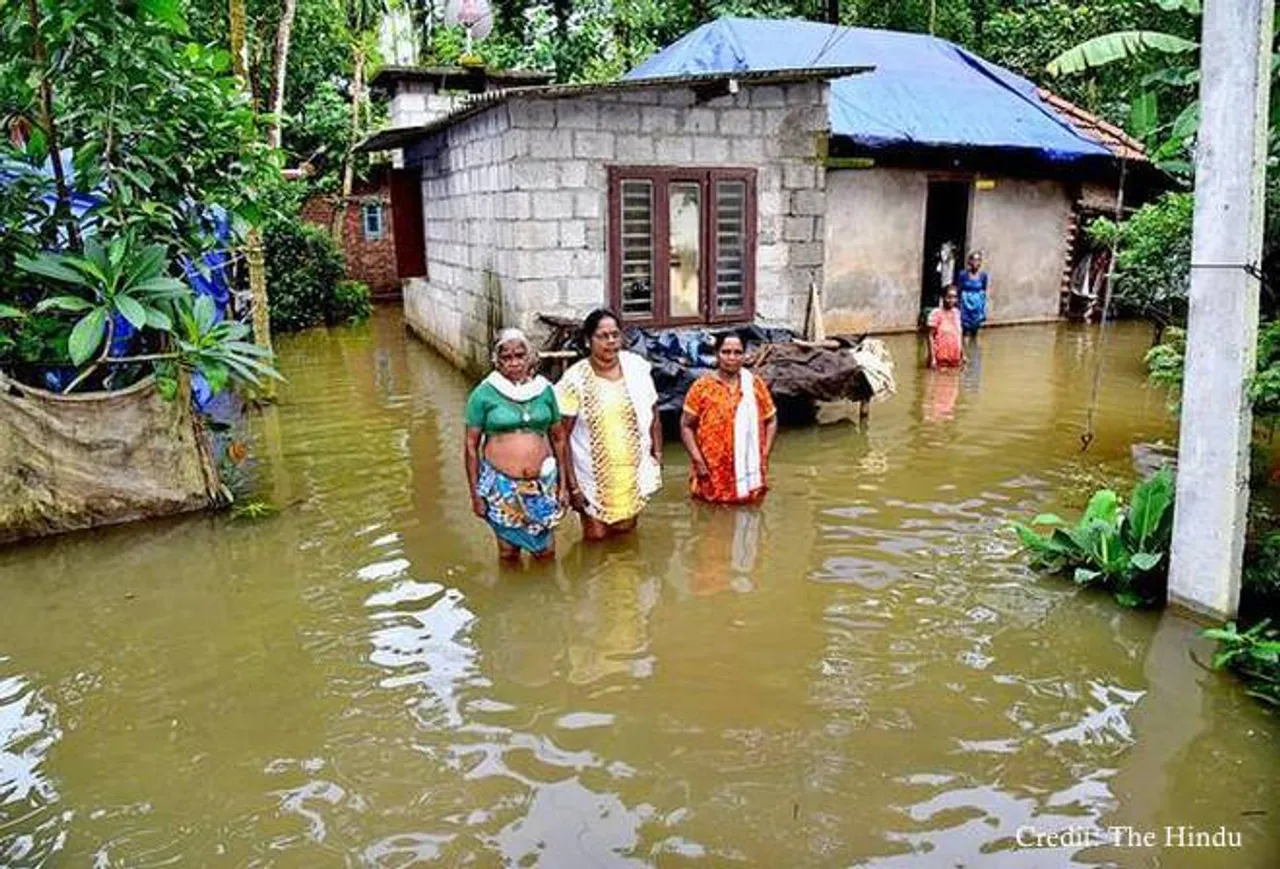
[570,487,587,513]
[471,495,487,519]
[558,483,571,510]
[692,456,711,480]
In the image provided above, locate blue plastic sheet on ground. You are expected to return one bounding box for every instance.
[625,17,1111,161]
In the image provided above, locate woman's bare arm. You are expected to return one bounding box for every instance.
[550,420,571,503]
[680,411,708,477]
[650,404,663,463]
[464,428,485,517]
[763,415,778,458]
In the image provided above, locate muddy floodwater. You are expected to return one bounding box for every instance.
[2,310,1277,868]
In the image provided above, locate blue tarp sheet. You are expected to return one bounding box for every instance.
[625,17,1111,161]
[2,152,234,407]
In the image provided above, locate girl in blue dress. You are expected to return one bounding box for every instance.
[955,251,991,336]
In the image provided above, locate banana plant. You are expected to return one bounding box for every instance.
[16,236,187,366]
[1013,468,1175,607]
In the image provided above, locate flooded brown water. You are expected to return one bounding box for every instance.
[2,309,1277,868]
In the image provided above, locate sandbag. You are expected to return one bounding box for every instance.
[0,373,220,544]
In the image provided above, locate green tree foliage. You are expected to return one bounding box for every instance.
[1087,192,1193,333]
[262,216,349,333]
[3,0,275,253]
[1,0,283,395]
[983,0,1190,123]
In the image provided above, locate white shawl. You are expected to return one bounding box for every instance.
[733,369,764,499]
[564,351,661,508]
[483,371,552,403]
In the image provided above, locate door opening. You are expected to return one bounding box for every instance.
[919,180,971,318]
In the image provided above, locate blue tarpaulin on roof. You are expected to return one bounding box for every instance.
[624,17,1112,161]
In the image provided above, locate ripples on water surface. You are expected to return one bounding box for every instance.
[1,311,1277,867]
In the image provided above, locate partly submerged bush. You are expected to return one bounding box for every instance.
[4,236,279,397]
[1012,468,1175,607]
[330,279,372,325]
[263,217,345,334]
[1202,620,1280,707]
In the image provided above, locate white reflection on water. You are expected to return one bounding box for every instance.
[365,577,480,729]
[0,663,64,867]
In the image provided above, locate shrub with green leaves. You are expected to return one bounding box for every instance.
[5,235,279,397]
[263,217,346,333]
[331,280,372,324]
[1013,468,1175,607]
[1087,192,1193,333]
[1202,620,1280,707]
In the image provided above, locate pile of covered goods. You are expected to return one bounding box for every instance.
[537,315,896,424]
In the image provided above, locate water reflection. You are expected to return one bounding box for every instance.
[0,314,1277,867]
[0,665,63,868]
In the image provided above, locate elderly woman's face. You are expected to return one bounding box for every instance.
[496,341,531,380]
[589,316,621,363]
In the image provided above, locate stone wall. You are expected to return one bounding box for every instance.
[389,81,468,128]
[402,106,514,375]
[399,79,831,373]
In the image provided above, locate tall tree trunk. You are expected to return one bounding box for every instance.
[25,0,80,252]
[827,0,839,25]
[341,46,365,200]
[229,0,274,367]
[229,0,249,79]
[267,0,298,150]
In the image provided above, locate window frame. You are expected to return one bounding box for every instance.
[607,166,757,328]
[362,201,385,241]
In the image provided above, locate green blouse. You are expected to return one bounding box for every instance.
[464,381,560,435]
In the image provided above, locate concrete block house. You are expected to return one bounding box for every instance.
[360,17,1149,375]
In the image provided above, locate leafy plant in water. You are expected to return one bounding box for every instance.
[16,237,187,368]
[230,499,277,520]
[1012,468,1175,607]
[9,234,281,397]
[1202,620,1280,707]
[154,294,282,400]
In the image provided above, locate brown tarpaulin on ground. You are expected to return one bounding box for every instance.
[749,342,874,403]
[0,373,220,545]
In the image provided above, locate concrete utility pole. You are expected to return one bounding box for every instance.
[1168,0,1274,620]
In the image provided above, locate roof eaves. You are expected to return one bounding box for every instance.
[355,66,871,153]
[1036,89,1148,162]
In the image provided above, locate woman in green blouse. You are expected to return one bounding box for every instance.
[464,329,570,560]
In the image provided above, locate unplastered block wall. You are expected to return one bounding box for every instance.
[401,80,831,375]
[501,80,831,332]
[968,178,1073,324]
[402,107,516,376]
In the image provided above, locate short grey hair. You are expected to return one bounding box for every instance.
[491,328,536,365]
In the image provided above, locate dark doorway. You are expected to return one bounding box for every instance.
[919,180,971,317]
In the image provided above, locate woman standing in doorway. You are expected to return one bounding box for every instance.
[556,309,663,541]
[680,332,778,504]
[464,329,569,561]
[956,250,991,337]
